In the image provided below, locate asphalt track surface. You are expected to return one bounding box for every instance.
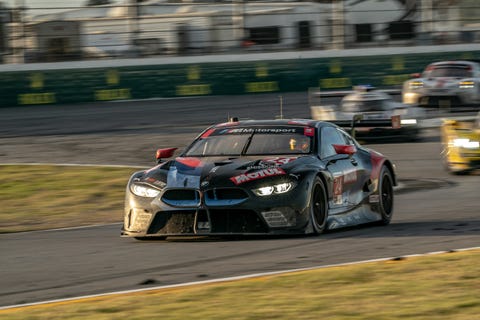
[0,92,479,307]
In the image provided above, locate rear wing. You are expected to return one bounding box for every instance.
[330,115,401,139]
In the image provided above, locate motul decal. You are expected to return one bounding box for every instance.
[230,167,286,185]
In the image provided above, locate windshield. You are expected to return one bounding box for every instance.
[341,99,388,112]
[425,66,472,78]
[184,126,313,157]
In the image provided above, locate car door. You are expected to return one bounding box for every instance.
[319,126,363,212]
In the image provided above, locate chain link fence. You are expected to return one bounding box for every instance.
[1,0,479,63]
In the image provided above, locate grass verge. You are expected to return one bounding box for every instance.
[1,249,479,319]
[0,164,140,233]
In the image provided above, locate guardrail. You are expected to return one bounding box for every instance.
[1,44,479,108]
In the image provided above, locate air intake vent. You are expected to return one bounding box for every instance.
[205,188,248,206]
[162,189,200,207]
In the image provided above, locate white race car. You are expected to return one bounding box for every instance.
[310,85,425,141]
[402,60,480,110]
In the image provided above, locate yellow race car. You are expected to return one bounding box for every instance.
[441,112,480,174]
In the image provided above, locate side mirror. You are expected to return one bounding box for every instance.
[156,147,178,162]
[333,144,357,156]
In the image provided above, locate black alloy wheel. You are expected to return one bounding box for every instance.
[310,177,328,234]
[378,166,394,225]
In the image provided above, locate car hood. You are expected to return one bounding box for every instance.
[139,155,312,189]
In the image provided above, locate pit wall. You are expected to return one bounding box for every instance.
[1,44,479,107]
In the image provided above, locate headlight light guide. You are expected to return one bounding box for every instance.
[400,119,417,125]
[409,81,424,89]
[131,183,162,197]
[451,138,480,149]
[459,81,475,89]
[253,182,294,196]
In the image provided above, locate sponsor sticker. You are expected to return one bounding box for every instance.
[226,128,298,134]
[304,127,315,137]
[145,177,167,188]
[333,176,343,205]
[262,157,298,166]
[391,115,401,129]
[343,170,357,184]
[230,167,286,185]
[369,194,380,203]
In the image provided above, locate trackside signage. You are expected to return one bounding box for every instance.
[1,48,479,107]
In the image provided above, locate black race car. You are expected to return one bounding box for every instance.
[122,119,396,239]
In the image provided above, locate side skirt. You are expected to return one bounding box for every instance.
[326,204,381,230]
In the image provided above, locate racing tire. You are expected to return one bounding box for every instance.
[309,177,328,234]
[378,166,394,225]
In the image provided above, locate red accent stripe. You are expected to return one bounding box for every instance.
[176,157,203,168]
[201,128,215,138]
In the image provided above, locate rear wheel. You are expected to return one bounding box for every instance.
[309,177,328,234]
[378,166,394,225]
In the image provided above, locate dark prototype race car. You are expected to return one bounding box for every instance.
[122,119,396,239]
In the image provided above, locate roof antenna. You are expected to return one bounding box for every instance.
[279,95,283,119]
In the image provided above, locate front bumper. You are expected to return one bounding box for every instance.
[446,151,480,172]
[122,180,312,237]
[403,90,477,107]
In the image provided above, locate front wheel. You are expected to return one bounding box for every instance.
[378,166,394,225]
[309,177,328,234]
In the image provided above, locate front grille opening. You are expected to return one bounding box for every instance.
[163,189,199,201]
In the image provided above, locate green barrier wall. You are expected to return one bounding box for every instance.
[1,50,479,107]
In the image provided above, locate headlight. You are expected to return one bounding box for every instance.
[400,119,417,125]
[253,182,294,196]
[452,138,480,149]
[131,183,162,197]
[459,81,475,89]
[409,81,424,89]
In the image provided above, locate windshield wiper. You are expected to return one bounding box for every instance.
[241,132,255,155]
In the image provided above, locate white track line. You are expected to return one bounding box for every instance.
[0,163,146,169]
[1,247,479,311]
